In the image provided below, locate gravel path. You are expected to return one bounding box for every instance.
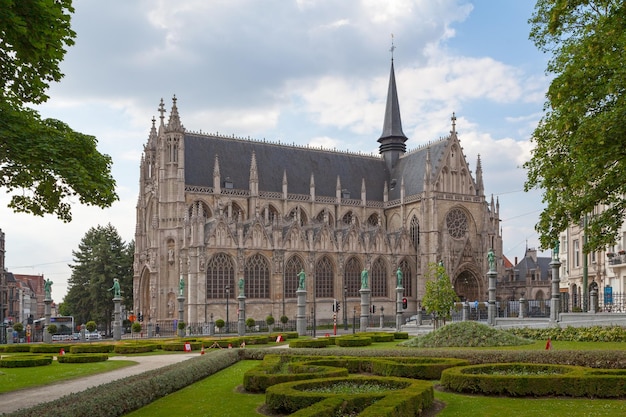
[0,354,197,415]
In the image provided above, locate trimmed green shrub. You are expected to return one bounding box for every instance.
[70,344,115,354]
[394,332,409,339]
[401,321,532,348]
[441,362,626,398]
[161,341,203,351]
[506,325,626,342]
[0,355,53,368]
[265,375,434,416]
[85,321,97,333]
[3,344,31,353]
[335,335,372,347]
[113,343,158,354]
[30,344,71,354]
[243,355,349,392]
[58,354,109,363]
[289,338,329,348]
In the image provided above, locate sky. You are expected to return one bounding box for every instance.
[1,0,552,302]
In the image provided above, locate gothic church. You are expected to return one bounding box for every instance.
[133,60,502,326]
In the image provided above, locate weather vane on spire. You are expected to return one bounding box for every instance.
[390,33,396,60]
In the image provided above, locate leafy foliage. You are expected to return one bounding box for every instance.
[524,0,626,251]
[401,321,532,348]
[63,225,133,331]
[0,0,117,221]
[421,262,459,327]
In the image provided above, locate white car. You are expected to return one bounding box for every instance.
[85,332,101,341]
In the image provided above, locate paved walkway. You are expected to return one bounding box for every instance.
[0,353,197,415]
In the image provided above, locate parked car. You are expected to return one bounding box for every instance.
[405,315,419,324]
[85,332,101,341]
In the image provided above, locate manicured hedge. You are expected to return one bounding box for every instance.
[394,332,409,339]
[440,362,626,398]
[335,336,372,347]
[30,344,71,354]
[0,355,53,368]
[265,375,434,416]
[3,344,32,353]
[161,341,203,351]
[243,354,349,392]
[70,344,115,354]
[289,338,329,348]
[356,332,395,342]
[58,353,109,364]
[113,343,158,354]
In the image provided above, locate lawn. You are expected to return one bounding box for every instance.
[0,359,136,393]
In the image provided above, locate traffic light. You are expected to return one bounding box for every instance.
[332,299,337,312]
[402,297,408,309]
[371,305,376,314]
[138,313,144,322]
[336,302,340,313]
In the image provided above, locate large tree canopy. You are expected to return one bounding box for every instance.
[524,0,626,252]
[64,224,133,331]
[0,0,117,221]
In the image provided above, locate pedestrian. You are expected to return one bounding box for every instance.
[155,324,160,337]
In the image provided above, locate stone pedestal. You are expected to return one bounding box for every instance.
[147,322,154,338]
[177,295,185,336]
[589,289,598,313]
[44,298,52,343]
[550,257,561,322]
[360,288,371,331]
[487,270,497,325]
[113,297,122,341]
[6,326,13,344]
[209,314,215,336]
[238,295,246,336]
[462,302,470,321]
[395,287,403,331]
[518,297,528,318]
[296,289,307,336]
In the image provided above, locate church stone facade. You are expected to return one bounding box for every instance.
[133,61,502,326]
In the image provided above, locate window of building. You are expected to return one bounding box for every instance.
[315,256,334,298]
[284,256,304,299]
[398,259,413,298]
[206,253,235,299]
[344,257,362,297]
[410,216,419,248]
[574,239,580,268]
[244,254,270,299]
[371,257,387,297]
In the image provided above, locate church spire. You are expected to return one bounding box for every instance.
[378,43,408,171]
[167,95,184,132]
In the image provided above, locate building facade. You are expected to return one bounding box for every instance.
[558,209,626,312]
[133,61,502,327]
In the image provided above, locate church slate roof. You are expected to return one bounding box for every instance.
[184,133,390,201]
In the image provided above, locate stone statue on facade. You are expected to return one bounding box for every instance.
[396,267,403,288]
[361,269,369,289]
[297,269,306,290]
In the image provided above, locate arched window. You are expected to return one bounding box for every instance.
[398,259,413,298]
[315,256,334,298]
[344,257,362,297]
[206,253,235,299]
[410,216,419,248]
[244,254,270,299]
[367,213,379,227]
[371,258,387,297]
[284,256,304,298]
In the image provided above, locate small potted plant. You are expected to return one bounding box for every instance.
[265,314,275,333]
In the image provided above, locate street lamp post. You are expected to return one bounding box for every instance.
[343,286,348,330]
[225,286,230,334]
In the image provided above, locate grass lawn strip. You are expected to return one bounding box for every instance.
[125,360,263,417]
[0,359,136,393]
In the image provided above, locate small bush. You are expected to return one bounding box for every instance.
[58,354,109,364]
[113,343,158,354]
[335,336,372,347]
[30,344,71,354]
[70,344,115,354]
[0,355,53,368]
[289,338,329,348]
[401,321,532,348]
[4,344,31,353]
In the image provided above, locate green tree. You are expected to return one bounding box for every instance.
[0,0,117,221]
[524,0,626,252]
[422,262,459,329]
[63,224,133,334]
